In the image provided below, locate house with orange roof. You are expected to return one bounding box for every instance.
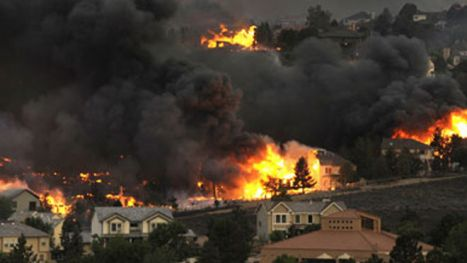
[260,209,433,263]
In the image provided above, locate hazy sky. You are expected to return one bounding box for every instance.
[211,0,467,19]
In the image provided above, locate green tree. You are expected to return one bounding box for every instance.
[0,197,13,220]
[255,23,274,47]
[306,5,332,32]
[450,134,467,169]
[8,234,36,263]
[199,240,221,263]
[397,208,424,240]
[148,221,197,261]
[199,209,254,263]
[389,235,424,263]
[24,217,52,234]
[292,156,316,193]
[430,213,464,246]
[269,230,286,242]
[364,254,384,263]
[143,247,177,263]
[444,221,467,263]
[263,176,292,201]
[92,237,149,263]
[426,248,448,263]
[395,149,423,178]
[393,3,418,37]
[374,8,393,35]
[273,255,298,263]
[60,216,83,262]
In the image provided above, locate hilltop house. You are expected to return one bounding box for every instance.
[0,222,51,262]
[91,207,173,242]
[256,200,346,241]
[260,210,433,263]
[8,211,64,247]
[381,138,434,171]
[316,149,356,190]
[0,188,40,212]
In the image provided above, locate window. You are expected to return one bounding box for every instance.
[111,223,122,233]
[295,215,300,224]
[41,241,47,246]
[151,223,157,231]
[275,214,287,224]
[308,215,313,224]
[29,201,37,211]
[130,222,138,228]
[325,167,332,174]
[39,254,44,261]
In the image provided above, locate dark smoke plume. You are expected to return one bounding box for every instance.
[189,36,466,149]
[0,0,263,199]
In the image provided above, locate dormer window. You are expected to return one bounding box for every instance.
[111,223,122,233]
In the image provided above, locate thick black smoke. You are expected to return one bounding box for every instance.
[189,36,466,149]
[0,0,263,199]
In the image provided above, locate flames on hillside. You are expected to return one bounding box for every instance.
[392,108,467,144]
[200,24,257,50]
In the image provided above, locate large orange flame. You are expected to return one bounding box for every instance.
[393,109,467,144]
[106,186,144,207]
[201,24,257,50]
[224,141,322,200]
[0,178,71,217]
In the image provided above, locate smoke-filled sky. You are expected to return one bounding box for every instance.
[0,0,466,198]
[177,0,467,20]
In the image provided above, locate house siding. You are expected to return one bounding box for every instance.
[12,192,40,212]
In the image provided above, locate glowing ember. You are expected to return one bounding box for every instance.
[201,24,257,50]
[106,186,144,207]
[225,141,321,200]
[393,109,467,144]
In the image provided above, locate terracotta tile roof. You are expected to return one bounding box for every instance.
[263,229,433,253]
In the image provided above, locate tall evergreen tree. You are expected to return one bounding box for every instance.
[431,128,449,171]
[8,234,36,263]
[255,23,274,47]
[60,216,83,262]
[292,157,316,193]
[374,8,393,35]
[389,235,424,263]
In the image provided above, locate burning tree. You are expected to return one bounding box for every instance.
[292,157,316,194]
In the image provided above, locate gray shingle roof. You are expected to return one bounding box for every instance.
[8,211,63,227]
[381,138,432,151]
[0,222,49,237]
[317,151,353,167]
[261,200,346,213]
[94,207,173,222]
[0,188,39,200]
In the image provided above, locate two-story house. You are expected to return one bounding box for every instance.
[0,222,51,262]
[91,207,173,242]
[0,188,41,212]
[381,138,434,171]
[8,211,64,247]
[256,200,346,241]
[260,210,433,263]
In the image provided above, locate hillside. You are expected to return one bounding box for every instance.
[178,175,467,236]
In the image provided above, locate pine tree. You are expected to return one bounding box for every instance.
[292,157,316,193]
[8,234,36,263]
[60,216,83,262]
[390,235,423,263]
[431,128,449,171]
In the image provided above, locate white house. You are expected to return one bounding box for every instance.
[91,207,173,242]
